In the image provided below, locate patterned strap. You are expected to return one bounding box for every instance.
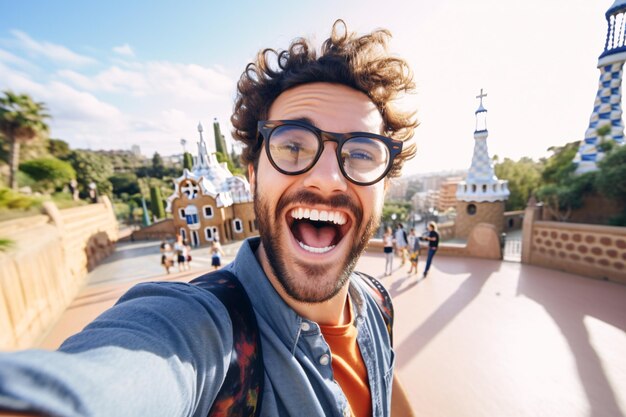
[354,271,395,347]
[190,270,264,417]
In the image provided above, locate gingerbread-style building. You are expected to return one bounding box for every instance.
[166,123,258,246]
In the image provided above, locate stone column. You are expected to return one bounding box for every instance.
[521,198,542,264]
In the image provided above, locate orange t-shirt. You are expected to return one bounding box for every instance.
[320,298,372,417]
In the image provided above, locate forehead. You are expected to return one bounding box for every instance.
[268,82,383,133]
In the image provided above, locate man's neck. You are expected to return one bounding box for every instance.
[255,243,351,326]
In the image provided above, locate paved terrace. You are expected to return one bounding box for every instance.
[38,241,626,417]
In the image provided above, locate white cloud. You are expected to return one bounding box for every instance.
[56,69,96,90]
[58,60,234,101]
[44,81,123,123]
[113,44,134,57]
[0,61,46,94]
[10,30,96,66]
[91,66,149,95]
[0,42,236,156]
[0,48,33,69]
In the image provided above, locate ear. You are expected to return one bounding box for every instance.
[248,163,256,196]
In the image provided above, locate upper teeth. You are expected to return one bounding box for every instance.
[290,208,347,225]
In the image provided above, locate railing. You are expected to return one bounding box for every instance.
[503,236,522,262]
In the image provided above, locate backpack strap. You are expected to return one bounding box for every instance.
[354,271,394,347]
[190,270,264,417]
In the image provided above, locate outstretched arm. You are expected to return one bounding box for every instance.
[0,282,232,417]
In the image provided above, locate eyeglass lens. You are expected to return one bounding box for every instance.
[267,124,390,184]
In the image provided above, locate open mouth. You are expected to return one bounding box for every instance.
[288,207,351,254]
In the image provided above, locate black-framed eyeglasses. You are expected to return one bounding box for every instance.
[257,119,403,186]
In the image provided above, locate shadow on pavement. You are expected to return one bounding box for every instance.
[394,260,500,369]
[517,264,626,417]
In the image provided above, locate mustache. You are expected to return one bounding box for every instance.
[275,189,363,223]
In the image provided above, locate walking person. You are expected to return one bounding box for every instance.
[159,240,173,275]
[210,240,225,271]
[421,221,440,278]
[394,223,408,266]
[383,226,394,276]
[174,234,188,272]
[184,240,192,270]
[407,228,420,275]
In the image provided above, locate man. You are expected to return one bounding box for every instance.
[0,20,417,417]
[394,223,408,266]
[421,222,440,278]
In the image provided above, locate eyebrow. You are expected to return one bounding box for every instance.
[283,117,387,137]
[291,117,316,126]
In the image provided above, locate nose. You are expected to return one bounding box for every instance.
[302,143,348,193]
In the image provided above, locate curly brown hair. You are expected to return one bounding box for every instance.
[231,19,418,178]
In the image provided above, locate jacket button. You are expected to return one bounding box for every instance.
[300,321,311,331]
[319,354,330,366]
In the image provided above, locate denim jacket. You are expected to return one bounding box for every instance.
[0,237,394,417]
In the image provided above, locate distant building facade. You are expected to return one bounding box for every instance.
[437,177,462,212]
[386,178,409,200]
[166,123,258,246]
[131,145,141,157]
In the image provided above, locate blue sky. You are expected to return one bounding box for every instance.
[0,0,612,174]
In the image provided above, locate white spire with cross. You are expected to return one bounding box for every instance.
[456,89,509,203]
[475,88,487,114]
[475,88,488,133]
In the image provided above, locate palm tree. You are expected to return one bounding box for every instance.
[0,91,50,190]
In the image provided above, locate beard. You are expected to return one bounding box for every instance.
[254,187,380,303]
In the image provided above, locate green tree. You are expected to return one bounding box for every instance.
[596,145,626,225]
[596,144,626,202]
[0,91,50,189]
[149,186,165,220]
[381,200,412,225]
[494,157,542,210]
[535,141,592,221]
[151,152,165,178]
[47,138,71,159]
[596,125,614,153]
[65,150,114,197]
[216,151,243,176]
[109,172,140,197]
[541,141,579,185]
[183,152,193,171]
[19,157,76,193]
[0,186,43,210]
[230,149,242,170]
[536,172,596,221]
[213,119,229,159]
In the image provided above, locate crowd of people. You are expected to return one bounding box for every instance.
[382,221,440,279]
[160,235,226,274]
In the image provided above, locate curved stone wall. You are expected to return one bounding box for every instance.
[529,221,626,284]
[0,197,118,350]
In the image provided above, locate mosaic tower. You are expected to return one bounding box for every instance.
[575,0,626,173]
[455,89,509,239]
